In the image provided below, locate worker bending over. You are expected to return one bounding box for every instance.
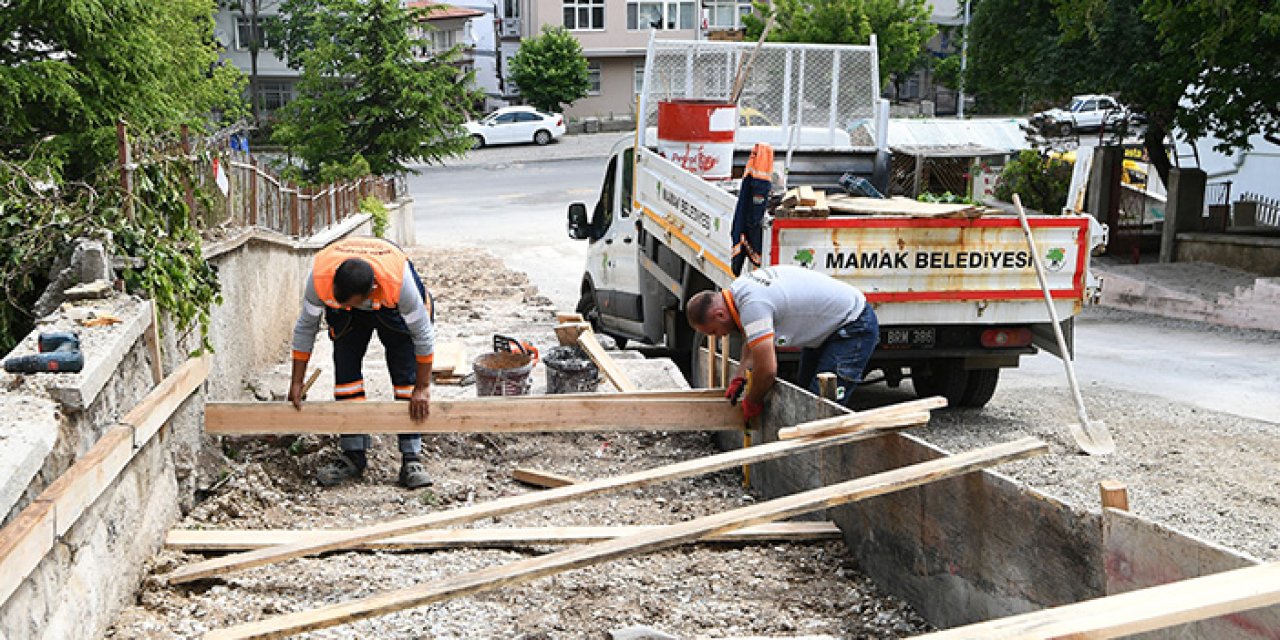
[686,265,879,419]
[289,237,435,488]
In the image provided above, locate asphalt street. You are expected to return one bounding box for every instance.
[408,135,1280,425]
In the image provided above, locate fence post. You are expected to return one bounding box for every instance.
[249,158,259,227]
[290,183,301,236]
[116,119,133,221]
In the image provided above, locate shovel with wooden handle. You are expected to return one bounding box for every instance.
[1013,194,1115,456]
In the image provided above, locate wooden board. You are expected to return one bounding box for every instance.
[798,185,817,206]
[554,322,591,347]
[824,194,980,218]
[124,355,212,446]
[555,312,585,323]
[577,330,638,392]
[168,408,925,584]
[430,341,466,376]
[512,468,579,488]
[0,500,54,606]
[166,522,843,552]
[204,437,1047,638]
[36,426,134,537]
[776,397,947,440]
[204,397,739,435]
[910,561,1280,639]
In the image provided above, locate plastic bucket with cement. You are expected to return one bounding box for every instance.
[473,352,534,397]
[543,346,600,394]
[657,99,738,179]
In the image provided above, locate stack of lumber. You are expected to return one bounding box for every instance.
[823,194,984,218]
[431,341,467,385]
[774,186,830,218]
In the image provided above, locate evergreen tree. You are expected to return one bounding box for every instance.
[272,0,479,178]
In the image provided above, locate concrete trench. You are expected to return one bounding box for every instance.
[2,199,1278,638]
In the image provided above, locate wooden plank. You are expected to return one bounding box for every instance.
[0,500,54,606]
[824,194,980,218]
[798,185,817,206]
[1099,480,1129,511]
[578,330,638,392]
[204,397,739,435]
[776,397,947,440]
[168,407,927,584]
[142,305,164,385]
[555,312,585,323]
[549,388,725,400]
[512,468,579,489]
[430,341,465,376]
[125,355,212,447]
[554,322,591,347]
[910,561,1280,640]
[717,336,730,389]
[37,426,134,537]
[204,437,1048,639]
[166,522,843,552]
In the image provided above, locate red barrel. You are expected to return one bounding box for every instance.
[657,100,738,179]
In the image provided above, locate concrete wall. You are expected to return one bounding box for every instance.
[573,56,643,119]
[697,352,1279,636]
[0,198,415,639]
[1175,232,1280,277]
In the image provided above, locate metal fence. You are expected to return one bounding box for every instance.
[638,38,885,150]
[117,120,402,240]
[1238,191,1280,227]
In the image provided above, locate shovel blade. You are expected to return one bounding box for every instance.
[1069,421,1115,456]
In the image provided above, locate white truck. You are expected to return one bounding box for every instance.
[567,39,1105,407]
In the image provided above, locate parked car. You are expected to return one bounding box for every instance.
[465,106,565,148]
[1026,94,1144,138]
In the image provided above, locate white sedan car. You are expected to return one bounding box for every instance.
[465,106,565,148]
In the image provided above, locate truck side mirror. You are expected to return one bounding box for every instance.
[567,202,590,240]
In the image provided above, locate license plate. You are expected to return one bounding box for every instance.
[883,328,935,349]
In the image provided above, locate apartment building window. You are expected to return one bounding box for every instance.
[564,0,605,30]
[627,1,694,30]
[504,0,520,18]
[256,82,294,113]
[633,61,645,94]
[588,61,602,95]
[235,16,278,50]
[703,0,752,29]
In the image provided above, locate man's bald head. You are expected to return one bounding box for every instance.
[686,290,735,336]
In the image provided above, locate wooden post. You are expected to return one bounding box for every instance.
[248,158,259,227]
[179,125,196,225]
[717,336,730,389]
[704,334,716,389]
[116,119,133,220]
[1100,480,1129,511]
[290,184,301,236]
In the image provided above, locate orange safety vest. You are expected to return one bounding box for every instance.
[312,238,407,310]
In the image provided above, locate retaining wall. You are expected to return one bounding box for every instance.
[699,353,1280,637]
[0,198,415,639]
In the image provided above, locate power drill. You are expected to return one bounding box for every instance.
[3,332,84,373]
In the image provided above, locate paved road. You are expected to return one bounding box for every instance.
[408,142,1280,425]
[407,147,612,310]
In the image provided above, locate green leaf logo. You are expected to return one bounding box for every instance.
[793,248,815,267]
[1045,247,1066,272]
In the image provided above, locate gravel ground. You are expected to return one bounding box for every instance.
[857,304,1280,562]
[107,248,931,639]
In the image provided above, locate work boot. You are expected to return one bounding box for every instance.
[398,456,433,489]
[317,451,366,487]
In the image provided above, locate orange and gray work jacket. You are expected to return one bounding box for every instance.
[726,265,866,350]
[291,238,435,366]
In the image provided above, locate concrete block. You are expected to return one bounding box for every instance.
[609,625,678,640]
[0,396,61,523]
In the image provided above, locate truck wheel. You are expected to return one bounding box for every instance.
[959,368,1000,408]
[576,287,628,349]
[911,359,969,408]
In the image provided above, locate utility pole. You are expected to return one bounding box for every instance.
[957,0,969,118]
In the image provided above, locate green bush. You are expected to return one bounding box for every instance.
[993,150,1073,213]
[360,195,389,238]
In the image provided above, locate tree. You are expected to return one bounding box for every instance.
[508,26,591,114]
[964,0,1075,114]
[220,0,283,127]
[744,0,937,87]
[0,0,246,181]
[270,0,478,178]
[932,55,961,92]
[993,150,1072,213]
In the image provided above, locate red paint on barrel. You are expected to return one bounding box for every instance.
[657,99,738,179]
